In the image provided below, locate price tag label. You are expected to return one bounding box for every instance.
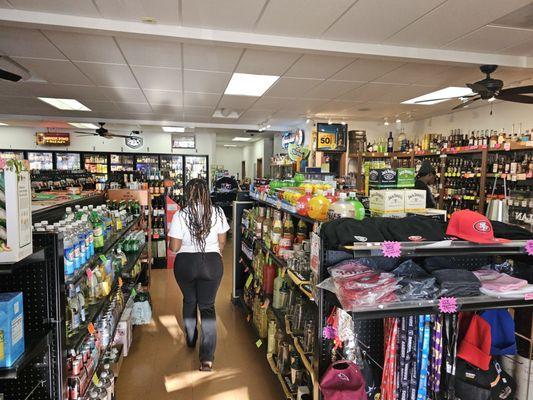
[439,297,458,313]
[245,274,253,289]
[99,255,108,263]
[255,339,263,348]
[88,322,96,335]
[504,142,511,151]
[92,373,100,386]
[131,288,137,298]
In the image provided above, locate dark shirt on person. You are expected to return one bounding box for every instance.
[414,179,437,208]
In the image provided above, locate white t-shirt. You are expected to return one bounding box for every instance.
[168,206,230,253]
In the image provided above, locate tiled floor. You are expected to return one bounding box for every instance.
[116,243,284,399]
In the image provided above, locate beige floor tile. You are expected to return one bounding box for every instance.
[116,241,284,400]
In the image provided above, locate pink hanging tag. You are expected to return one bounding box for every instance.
[439,297,458,313]
[525,240,533,256]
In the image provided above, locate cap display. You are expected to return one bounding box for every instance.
[457,314,492,370]
[320,361,368,400]
[480,310,517,356]
[446,210,511,244]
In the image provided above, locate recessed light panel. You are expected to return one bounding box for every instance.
[0,123,7,126]
[232,137,252,142]
[162,126,185,133]
[402,87,474,105]
[224,73,279,97]
[69,122,99,129]
[38,97,91,111]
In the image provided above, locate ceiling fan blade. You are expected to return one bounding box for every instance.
[75,131,96,135]
[496,92,533,104]
[107,133,133,138]
[466,83,487,93]
[0,68,22,82]
[414,94,477,104]
[452,96,481,110]
[498,85,533,96]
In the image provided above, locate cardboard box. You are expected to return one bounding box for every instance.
[404,189,427,211]
[0,160,32,264]
[369,168,397,188]
[397,168,415,188]
[369,190,405,213]
[0,292,24,368]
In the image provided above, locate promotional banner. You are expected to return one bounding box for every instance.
[287,143,310,162]
[281,129,305,149]
[315,123,347,152]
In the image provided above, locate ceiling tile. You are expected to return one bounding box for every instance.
[143,89,182,105]
[264,77,322,98]
[116,37,181,68]
[376,63,463,85]
[444,26,533,53]
[31,84,113,101]
[183,106,215,116]
[500,40,533,57]
[183,92,221,107]
[43,31,124,63]
[7,0,101,17]
[182,0,266,31]
[330,58,405,82]
[0,27,66,59]
[218,95,257,109]
[339,82,436,103]
[491,3,533,29]
[239,109,275,121]
[14,58,92,85]
[82,100,120,112]
[323,0,445,43]
[255,0,354,37]
[285,54,354,79]
[385,0,532,48]
[252,96,295,111]
[303,80,364,99]
[116,102,153,113]
[312,100,364,115]
[131,66,181,90]
[0,96,60,114]
[283,98,327,112]
[183,115,212,123]
[151,104,182,115]
[100,87,145,102]
[183,70,230,93]
[236,49,302,75]
[95,0,179,25]
[75,62,138,87]
[182,43,242,72]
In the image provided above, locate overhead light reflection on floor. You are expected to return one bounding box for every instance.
[159,315,183,340]
[164,368,242,393]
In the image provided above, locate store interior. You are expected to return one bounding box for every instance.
[0,1,532,400]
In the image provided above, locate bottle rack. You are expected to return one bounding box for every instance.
[315,235,533,400]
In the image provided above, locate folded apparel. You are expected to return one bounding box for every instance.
[396,277,439,301]
[432,269,481,297]
[480,284,533,298]
[473,270,528,292]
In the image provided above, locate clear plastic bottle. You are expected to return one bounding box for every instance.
[70,226,81,272]
[76,222,87,267]
[61,227,75,278]
[64,206,74,221]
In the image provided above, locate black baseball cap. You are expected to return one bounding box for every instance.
[455,358,516,400]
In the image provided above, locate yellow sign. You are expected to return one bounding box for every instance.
[317,131,337,151]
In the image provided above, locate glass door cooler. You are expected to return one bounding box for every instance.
[110,153,134,172]
[28,151,53,170]
[56,152,81,170]
[83,153,108,184]
[0,151,24,162]
[185,156,208,184]
[160,155,184,189]
[135,155,159,175]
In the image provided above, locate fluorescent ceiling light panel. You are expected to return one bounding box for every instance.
[232,137,252,142]
[38,97,91,111]
[224,73,279,97]
[69,122,99,129]
[0,123,7,126]
[402,87,474,105]
[224,144,238,147]
[162,126,185,133]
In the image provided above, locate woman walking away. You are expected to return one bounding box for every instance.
[169,178,230,372]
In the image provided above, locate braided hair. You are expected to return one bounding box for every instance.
[181,178,223,252]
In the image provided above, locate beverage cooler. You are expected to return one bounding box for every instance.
[0,151,24,162]
[28,151,53,170]
[110,153,134,172]
[135,155,159,174]
[185,156,208,183]
[56,152,81,170]
[160,155,184,188]
[83,154,108,182]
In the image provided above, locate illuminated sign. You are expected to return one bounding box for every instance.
[315,123,347,152]
[281,129,305,149]
[35,132,70,146]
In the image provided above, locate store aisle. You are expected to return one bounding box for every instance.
[116,242,284,400]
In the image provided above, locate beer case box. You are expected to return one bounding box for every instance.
[397,168,415,188]
[369,168,397,188]
[0,160,33,264]
[0,292,25,368]
[404,189,427,211]
[369,189,405,213]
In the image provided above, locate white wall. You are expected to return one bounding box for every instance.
[242,139,268,179]
[214,145,243,179]
[0,125,216,158]
[407,101,533,138]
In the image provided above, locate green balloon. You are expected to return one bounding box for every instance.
[349,199,366,220]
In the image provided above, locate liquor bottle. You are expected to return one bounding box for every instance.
[469,131,475,146]
[387,131,394,152]
[270,211,283,254]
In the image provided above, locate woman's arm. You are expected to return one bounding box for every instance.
[218,233,227,254]
[170,237,182,252]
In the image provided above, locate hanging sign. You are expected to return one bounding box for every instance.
[287,143,310,162]
[35,132,70,146]
[316,123,347,152]
[125,135,143,149]
[281,129,305,149]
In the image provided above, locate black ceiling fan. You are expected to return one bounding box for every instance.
[415,65,533,110]
[75,122,133,140]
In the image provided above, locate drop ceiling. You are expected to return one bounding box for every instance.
[0,0,532,130]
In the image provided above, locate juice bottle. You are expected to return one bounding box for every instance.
[295,219,308,243]
[263,257,276,295]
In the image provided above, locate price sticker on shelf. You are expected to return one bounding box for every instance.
[87,322,96,335]
[99,255,108,263]
[92,373,100,386]
[504,142,511,151]
[381,241,401,258]
[438,297,458,313]
[245,274,253,289]
[525,240,533,256]
[255,339,263,348]
[131,288,137,298]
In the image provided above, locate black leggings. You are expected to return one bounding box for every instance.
[173,252,223,362]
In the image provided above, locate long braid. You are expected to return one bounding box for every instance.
[182,179,222,252]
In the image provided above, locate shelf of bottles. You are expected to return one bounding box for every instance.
[160,155,184,189]
[239,202,317,399]
[110,154,134,172]
[28,151,53,170]
[83,154,108,187]
[135,155,159,174]
[185,156,208,183]
[56,153,81,170]
[30,170,97,192]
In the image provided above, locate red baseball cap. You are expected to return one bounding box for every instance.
[446,209,510,244]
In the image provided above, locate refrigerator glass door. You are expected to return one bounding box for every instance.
[28,152,53,170]
[56,153,81,170]
[185,156,208,184]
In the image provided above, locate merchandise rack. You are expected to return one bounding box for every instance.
[315,236,533,400]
